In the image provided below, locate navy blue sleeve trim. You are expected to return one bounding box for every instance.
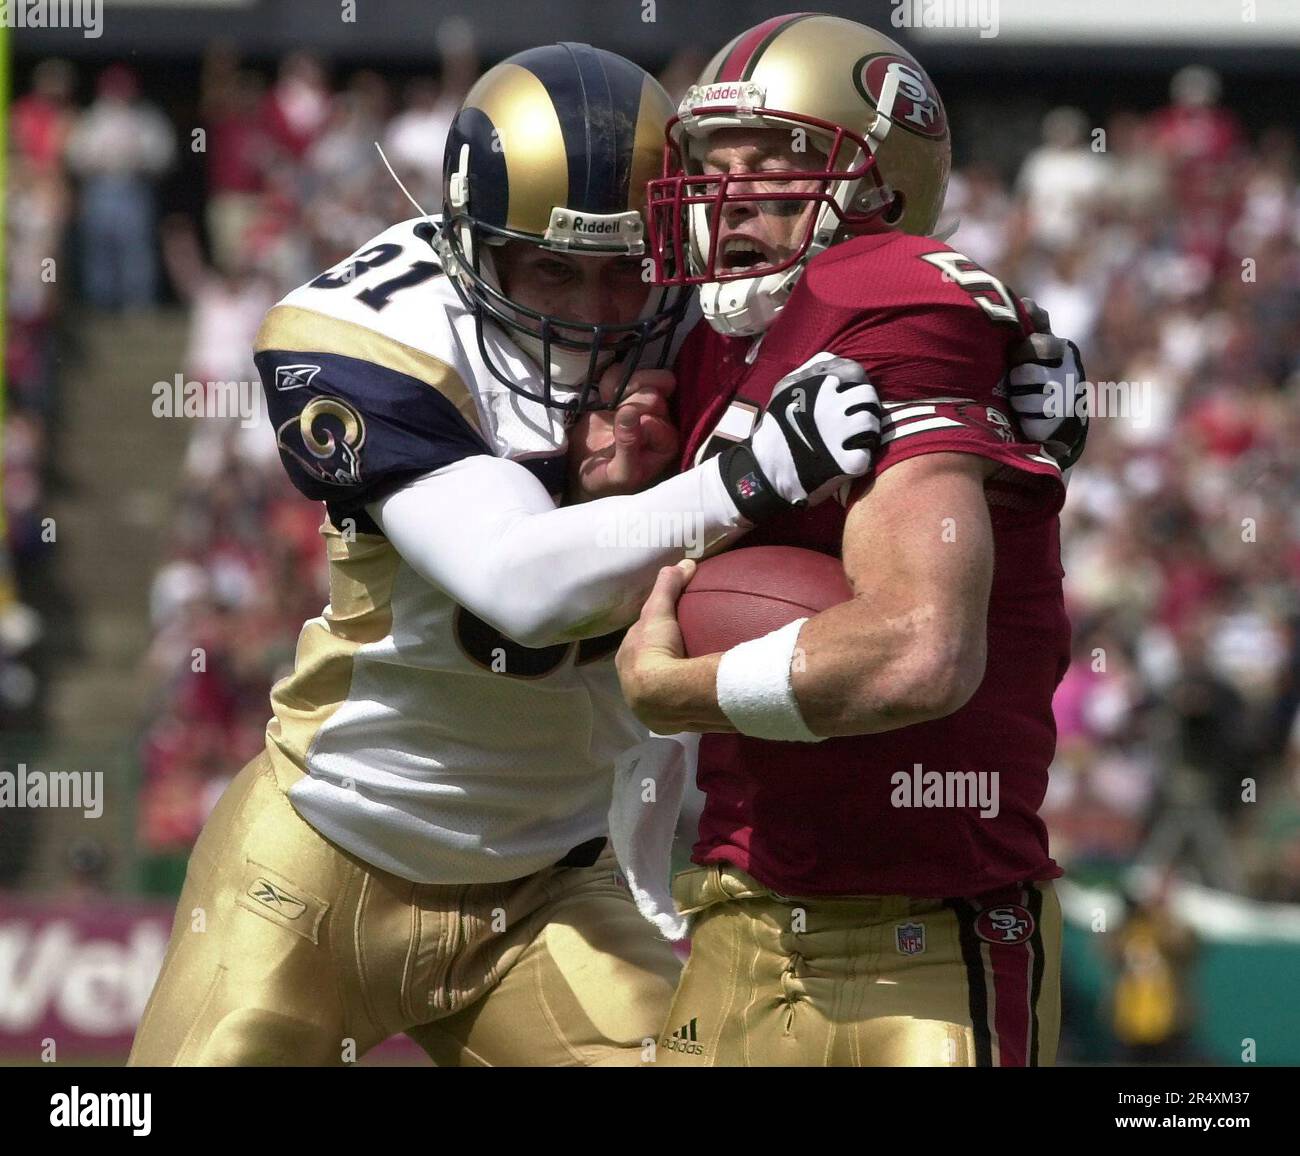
[256,348,490,513]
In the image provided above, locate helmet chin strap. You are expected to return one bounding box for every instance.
[698,265,798,338]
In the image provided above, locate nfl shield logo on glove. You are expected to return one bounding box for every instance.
[895,921,926,955]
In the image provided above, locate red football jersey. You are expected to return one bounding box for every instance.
[673,231,1070,898]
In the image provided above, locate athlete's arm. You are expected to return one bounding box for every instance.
[370,452,748,648]
[369,352,882,648]
[615,451,995,736]
[788,450,994,734]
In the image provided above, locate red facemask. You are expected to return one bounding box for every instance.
[646,107,893,288]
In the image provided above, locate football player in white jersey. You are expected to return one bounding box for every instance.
[128,43,886,1067]
[130,41,1085,1068]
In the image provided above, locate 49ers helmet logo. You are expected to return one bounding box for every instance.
[974,904,1035,945]
[853,53,947,140]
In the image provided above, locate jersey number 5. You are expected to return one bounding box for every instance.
[919,251,1019,325]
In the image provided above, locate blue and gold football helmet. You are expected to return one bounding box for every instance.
[437,42,687,414]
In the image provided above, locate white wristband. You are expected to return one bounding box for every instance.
[715,618,822,742]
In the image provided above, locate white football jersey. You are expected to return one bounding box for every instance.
[253,218,679,884]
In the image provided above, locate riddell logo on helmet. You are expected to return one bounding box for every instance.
[572,216,619,234]
[852,53,948,139]
[693,82,761,106]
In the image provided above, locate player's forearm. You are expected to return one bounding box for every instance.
[789,601,987,736]
[789,451,992,737]
[630,606,983,737]
[374,456,749,648]
[623,652,735,733]
[493,463,749,643]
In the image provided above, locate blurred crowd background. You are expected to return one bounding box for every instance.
[3,4,1300,1064]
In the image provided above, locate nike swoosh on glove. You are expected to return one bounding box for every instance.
[719,352,883,523]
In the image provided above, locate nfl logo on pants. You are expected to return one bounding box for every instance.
[895,922,926,956]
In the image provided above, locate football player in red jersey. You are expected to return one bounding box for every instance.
[616,14,1087,1066]
[130,43,888,1069]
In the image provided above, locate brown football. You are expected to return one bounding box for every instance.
[677,546,853,657]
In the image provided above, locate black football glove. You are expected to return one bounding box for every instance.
[1006,298,1089,471]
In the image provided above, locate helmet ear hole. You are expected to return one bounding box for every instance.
[883,192,906,225]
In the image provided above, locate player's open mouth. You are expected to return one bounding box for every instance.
[720,235,778,272]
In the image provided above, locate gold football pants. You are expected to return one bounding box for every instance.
[654,864,1061,1067]
[128,752,680,1066]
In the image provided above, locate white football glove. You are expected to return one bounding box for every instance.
[1006,298,1089,469]
[718,352,883,521]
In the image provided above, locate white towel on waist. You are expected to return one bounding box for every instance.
[608,737,690,941]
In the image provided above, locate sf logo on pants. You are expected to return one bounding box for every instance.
[975,905,1035,945]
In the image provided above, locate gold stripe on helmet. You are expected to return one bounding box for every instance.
[630,75,674,216]
[465,62,569,237]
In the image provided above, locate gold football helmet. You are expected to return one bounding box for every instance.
[438,42,686,412]
[647,14,952,336]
